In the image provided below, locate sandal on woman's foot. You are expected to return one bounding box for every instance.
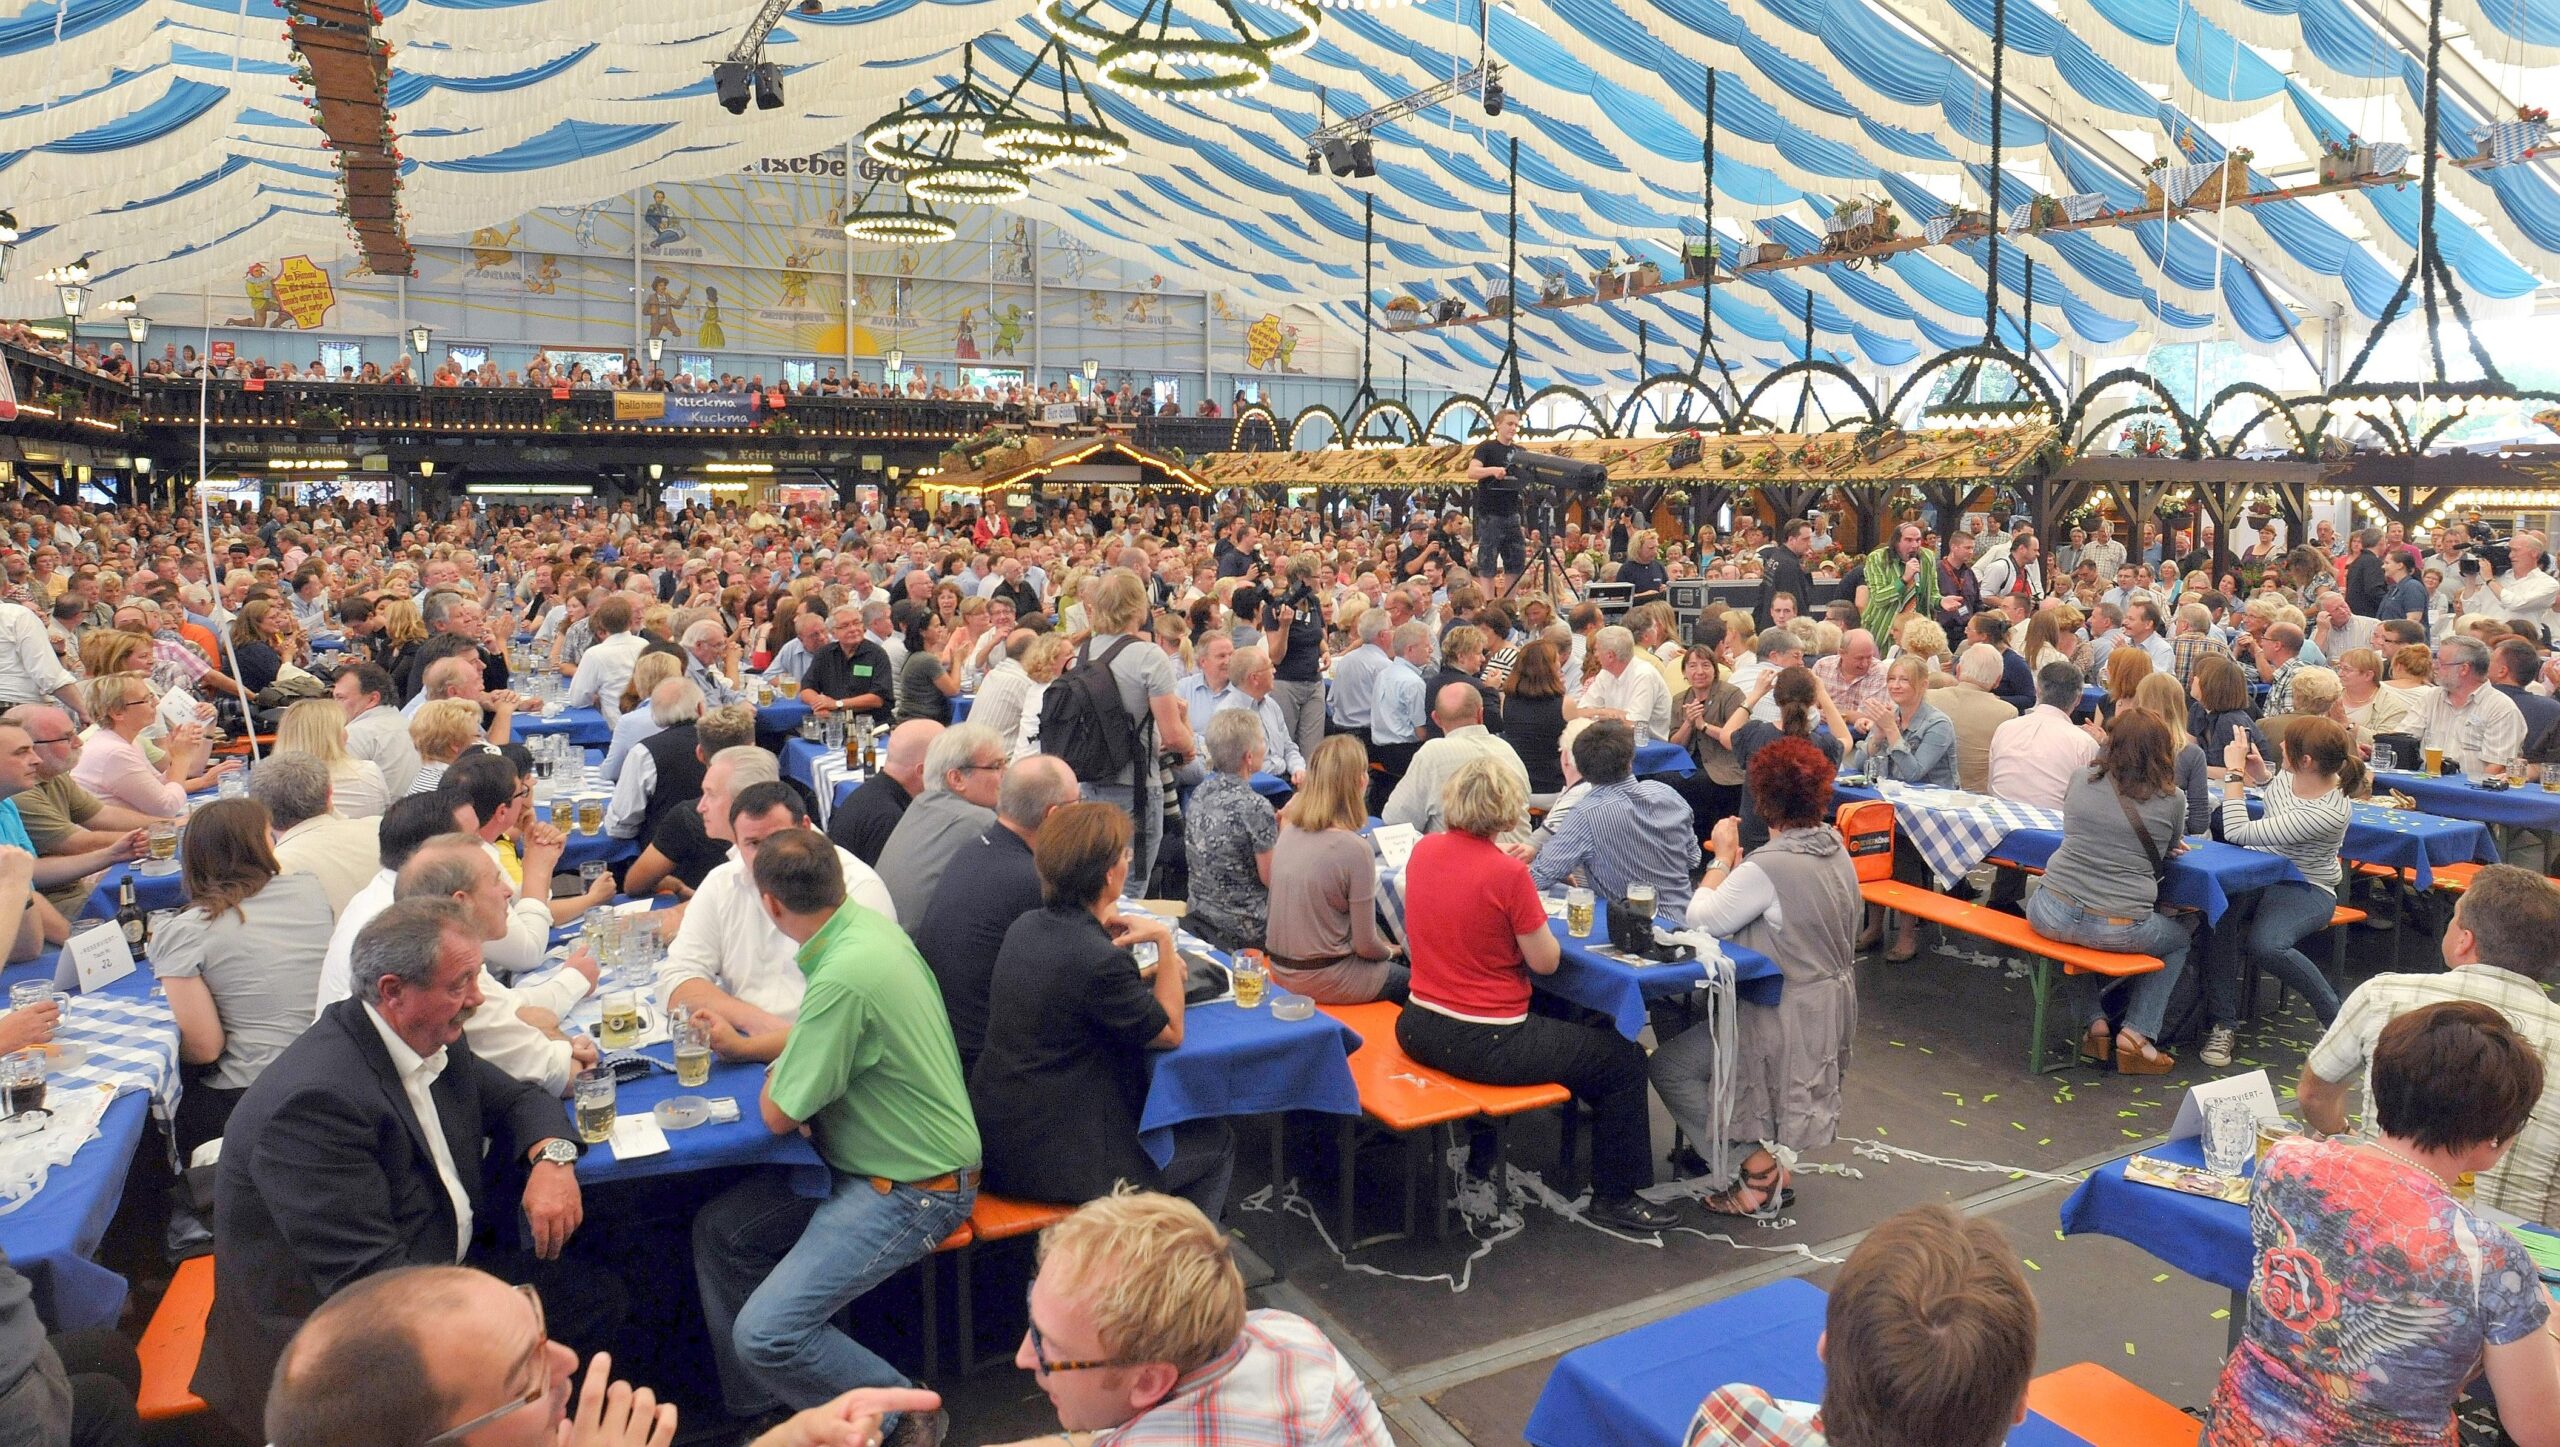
[2077,1021,2114,1068]
[1697,1153,1793,1220]
[2114,1035,2176,1075]
[1883,938,1921,963]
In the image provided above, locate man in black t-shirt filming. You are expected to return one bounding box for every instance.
[1464,408,1526,581]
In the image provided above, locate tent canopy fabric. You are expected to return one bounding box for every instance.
[4,0,2556,396]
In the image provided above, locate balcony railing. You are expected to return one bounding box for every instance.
[2,345,140,438]
[1132,414,1267,458]
[130,379,1005,442]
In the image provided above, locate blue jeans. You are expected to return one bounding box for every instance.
[692,1168,975,1418]
[2026,885,2195,1042]
[2206,880,2344,1028]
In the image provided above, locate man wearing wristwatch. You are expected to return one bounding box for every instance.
[195,896,625,1439]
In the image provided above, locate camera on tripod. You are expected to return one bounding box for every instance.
[1505,449,1607,499]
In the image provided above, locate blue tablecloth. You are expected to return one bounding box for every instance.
[1551,896,1783,1039]
[952,694,973,723]
[2374,769,2560,833]
[79,861,185,922]
[1634,740,1693,778]
[531,801,641,873]
[756,700,811,737]
[575,1043,827,1192]
[1136,1000,1361,1169]
[1524,1277,2090,1447]
[517,707,614,749]
[2058,1135,2252,1293]
[1981,830,2297,924]
[0,957,162,1331]
[1249,773,1292,800]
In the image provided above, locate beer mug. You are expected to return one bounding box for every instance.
[598,989,640,1050]
[573,1067,616,1145]
[1231,949,1268,1009]
[577,798,605,836]
[146,822,179,865]
[1624,881,1658,921]
[2372,743,2396,773]
[1,1049,46,1121]
[1565,887,1596,939]
[673,1010,713,1088]
[2202,1100,2257,1176]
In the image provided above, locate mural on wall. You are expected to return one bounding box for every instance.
[146,157,1349,381]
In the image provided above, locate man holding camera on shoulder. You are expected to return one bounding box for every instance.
[2455,530,2560,642]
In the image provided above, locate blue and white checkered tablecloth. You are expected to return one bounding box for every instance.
[780,738,864,826]
[1872,780,2063,887]
[53,989,183,1123]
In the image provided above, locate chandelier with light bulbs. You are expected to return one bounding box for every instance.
[841,173,958,243]
[1042,0,1318,99]
[984,35,1132,169]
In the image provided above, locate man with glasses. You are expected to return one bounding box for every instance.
[872,722,1006,927]
[264,1263,940,1447]
[0,703,161,925]
[194,898,621,1438]
[1017,1190,1389,1445]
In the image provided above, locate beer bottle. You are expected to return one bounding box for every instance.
[844,722,861,773]
[116,879,148,952]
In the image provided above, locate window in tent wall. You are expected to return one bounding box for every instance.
[320,342,363,377]
[964,367,1023,390]
[1151,377,1181,408]
[678,355,715,385]
[783,360,817,388]
[448,346,489,374]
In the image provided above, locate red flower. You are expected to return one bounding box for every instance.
[2259,1246,2337,1331]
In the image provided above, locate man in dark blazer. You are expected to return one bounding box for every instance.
[193,897,615,1438]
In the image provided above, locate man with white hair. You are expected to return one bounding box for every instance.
[798,605,894,729]
[658,757,895,1061]
[760,607,827,684]
[1177,630,1242,737]
[1327,608,1393,734]
[875,722,1007,925]
[681,618,745,707]
[1812,627,1887,720]
[1743,631,1808,725]
[2456,530,2560,640]
[402,654,517,746]
[1936,643,2020,795]
[1368,621,1434,809]
[967,629,1039,751]
[1577,625,1675,745]
[1221,645,1305,782]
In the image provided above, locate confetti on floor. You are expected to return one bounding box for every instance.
[2153,1274,2170,1284]
[2212,1308,2230,1320]
[2023,1258,2040,1271]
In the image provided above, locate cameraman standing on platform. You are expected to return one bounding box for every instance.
[1465,409,1527,583]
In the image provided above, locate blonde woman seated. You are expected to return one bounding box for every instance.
[405,698,484,795]
[72,672,220,816]
[1264,735,1407,1004]
[602,650,686,783]
[274,698,387,820]
[2335,646,2419,746]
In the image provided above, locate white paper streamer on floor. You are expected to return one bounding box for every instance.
[1837,1136,2088,1184]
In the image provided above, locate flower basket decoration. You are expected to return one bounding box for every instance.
[37,389,77,418]
[1683,238,1716,281]
[2318,134,2377,185]
[540,408,579,434]
[1384,296,1425,331]
[1591,267,1626,300]
[297,403,348,430]
[758,414,801,438]
[1629,260,1663,289]
[2190,149,2255,208]
[1536,271,1570,304]
[1947,205,1988,234]
[1821,198,1899,261]
[1746,241,1788,266]
[2027,194,2066,232]
[2138,156,2170,211]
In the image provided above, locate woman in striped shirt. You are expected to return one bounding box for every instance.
[2202,715,2357,1067]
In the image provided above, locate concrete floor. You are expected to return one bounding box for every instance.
[932,911,2367,1445]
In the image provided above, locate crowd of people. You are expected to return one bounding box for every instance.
[0,432,2553,1446]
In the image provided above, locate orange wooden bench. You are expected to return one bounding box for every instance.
[1838,801,2163,1074]
[948,1192,1076,1375]
[2025,1362,2204,1447]
[135,1255,214,1422]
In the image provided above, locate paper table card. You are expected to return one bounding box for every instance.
[607,1113,671,1161]
[2168,1069,2281,1140]
[59,922,137,994]
[1371,823,1421,874]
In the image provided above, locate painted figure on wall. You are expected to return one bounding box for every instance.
[1000,217,1035,279]
[468,224,520,273]
[524,255,561,294]
[954,309,980,361]
[1245,314,1303,373]
[224,263,286,329]
[642,276,692,340]
[698,286,727,349]
[991,303,1027,357]
[779,240,821,308]
[643,190,688,250]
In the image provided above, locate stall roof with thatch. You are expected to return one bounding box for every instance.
[930,431,1212,494]
[1191,426,2060,492]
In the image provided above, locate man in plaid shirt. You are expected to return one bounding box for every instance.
[1015,1190,1389,1446]
[1686,1206,2038,1447]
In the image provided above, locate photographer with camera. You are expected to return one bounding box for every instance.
[1464,409,1527,581]
[1256,553,1330,765]
[2456,530,2559,641]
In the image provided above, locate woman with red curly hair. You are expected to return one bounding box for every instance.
[1654,735,1862,1220]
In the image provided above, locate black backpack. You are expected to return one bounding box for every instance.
[1040,636,1145,782]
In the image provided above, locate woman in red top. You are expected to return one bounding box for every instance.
[1393,756,1679,1232]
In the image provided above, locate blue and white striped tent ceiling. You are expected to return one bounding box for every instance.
[5,0,2560,395]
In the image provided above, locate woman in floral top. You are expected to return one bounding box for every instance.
[1183,710,1279,951]
[2207,1000,2560,1447]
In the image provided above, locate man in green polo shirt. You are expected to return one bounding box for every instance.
[689,828,976,1447]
